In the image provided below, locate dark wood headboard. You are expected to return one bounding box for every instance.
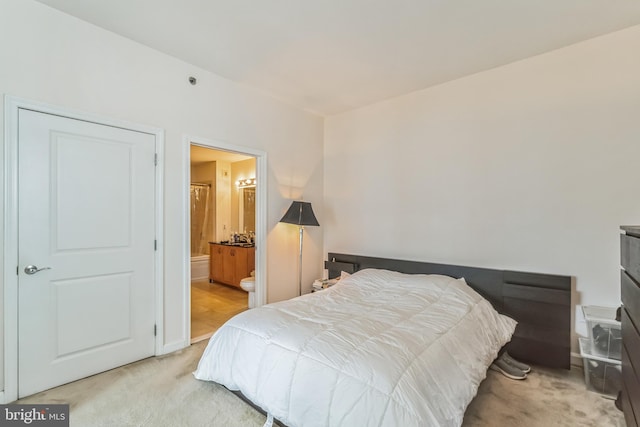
[326,252,572,369]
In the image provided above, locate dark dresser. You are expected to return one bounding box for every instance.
[621,226,640,427]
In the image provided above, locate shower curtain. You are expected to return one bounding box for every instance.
[190,183,211,256]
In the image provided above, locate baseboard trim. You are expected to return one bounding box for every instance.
[570,351,583,368]
[162,340,189,356]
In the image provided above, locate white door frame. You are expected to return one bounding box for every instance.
[2,95,165,403]
[183,135,267,343]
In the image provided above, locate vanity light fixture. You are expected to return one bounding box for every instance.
[279,201,320,296]
[236,178,256,188]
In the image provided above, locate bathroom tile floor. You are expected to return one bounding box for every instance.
[191,280,248,342]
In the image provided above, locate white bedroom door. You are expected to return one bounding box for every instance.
[17,108,157,398]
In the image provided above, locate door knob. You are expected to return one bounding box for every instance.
[24,265,52,275]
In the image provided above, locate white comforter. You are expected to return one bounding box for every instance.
[194,269,516,427]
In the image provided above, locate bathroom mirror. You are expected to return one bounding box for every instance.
[239,187,255,233]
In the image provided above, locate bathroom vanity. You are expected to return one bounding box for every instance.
[209,243,255,288]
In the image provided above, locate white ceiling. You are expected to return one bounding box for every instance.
[35,0,640,116]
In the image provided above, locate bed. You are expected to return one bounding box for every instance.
[194,253,572,427]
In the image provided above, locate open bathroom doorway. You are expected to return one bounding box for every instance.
[186,137,266,344]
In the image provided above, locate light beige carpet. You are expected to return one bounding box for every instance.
[464,364,624,427]
[18,341,624,427]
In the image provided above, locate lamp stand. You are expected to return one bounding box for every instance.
[278,200,319,296]
[297,226,304,296]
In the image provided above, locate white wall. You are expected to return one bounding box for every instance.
[0,0,324,393]
[324,25,640,349]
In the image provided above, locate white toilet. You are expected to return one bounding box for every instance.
[240,270,256,309]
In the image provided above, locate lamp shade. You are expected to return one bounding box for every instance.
[279,201,319,227]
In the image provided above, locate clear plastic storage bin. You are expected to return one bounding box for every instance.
[582,305,621,360]
[579,338,622,398]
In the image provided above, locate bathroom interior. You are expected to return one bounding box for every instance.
[190,144,256,342]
